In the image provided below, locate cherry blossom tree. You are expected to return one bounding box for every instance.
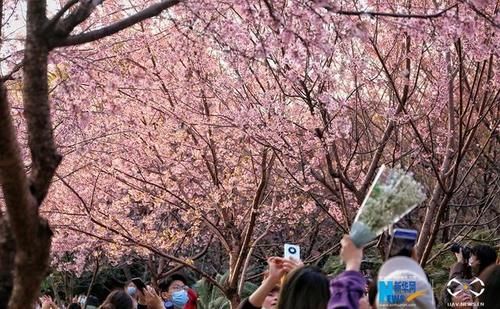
[43,26,342,306]
[46,1,498,307]
[189,0,499,266]
[1,0,498,308]
[0,0,184,307]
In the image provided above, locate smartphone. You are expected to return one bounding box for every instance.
[131,277,147,293]
[284,243,300,260]
[77,295,86,305]
[387,228,418,259]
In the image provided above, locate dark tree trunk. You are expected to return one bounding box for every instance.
[227,288,241,309]
[0,218,15,308]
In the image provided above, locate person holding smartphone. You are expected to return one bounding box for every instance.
[386,228,418,260]
[238,257,303,309]
[126,279,165,309]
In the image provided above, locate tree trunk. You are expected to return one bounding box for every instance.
[227,290,241,309]
[0,218,15,308]
[0,0,183,306]
[84,257,100,308]
[441,206,450,243]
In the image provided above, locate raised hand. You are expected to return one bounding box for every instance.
[266,256,303,285]
[142,285,164,309]
[40,296,57,309]
[340,235,363,271]
[455,248,464,263]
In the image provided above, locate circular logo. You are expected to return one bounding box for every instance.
[288,247,297,254]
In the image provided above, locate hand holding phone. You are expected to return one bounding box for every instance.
[131,278,147,293]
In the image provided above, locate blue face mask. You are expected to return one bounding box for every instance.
[171,290,188,308]
[127,286,137,296]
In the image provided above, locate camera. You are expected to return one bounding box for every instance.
[450,243,471,261]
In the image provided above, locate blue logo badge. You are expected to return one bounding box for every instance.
[378,279,420,305]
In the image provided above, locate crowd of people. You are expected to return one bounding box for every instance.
[36,236,499,309]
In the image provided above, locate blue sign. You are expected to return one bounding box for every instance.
[378,280,418,305]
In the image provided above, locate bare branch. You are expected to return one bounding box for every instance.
[49,0,103,40]
[238,224,270,295]
[0,60,24,82]
[44,0,80,32]
[158,235,213,281]
[229,150,275,289]
[325,4,458,19]
[51,0,181,48]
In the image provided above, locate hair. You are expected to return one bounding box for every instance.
[43,290,55,299]
[159,274,188,292]
[478,264,500,309]
[98,290,133,309]
[368,281,377,306]
[276,265,330,309]
[68,303,82,309]
[471,245,497,274]
[86,295,100,306]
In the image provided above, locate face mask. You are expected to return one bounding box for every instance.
[171,290,189,307]
[127,286,137,296]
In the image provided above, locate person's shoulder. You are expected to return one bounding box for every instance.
[332,270,365,282]
[188,288,197,298]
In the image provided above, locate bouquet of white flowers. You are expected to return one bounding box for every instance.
[350,165,426,247]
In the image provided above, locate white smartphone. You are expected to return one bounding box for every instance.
[284,243,300,260]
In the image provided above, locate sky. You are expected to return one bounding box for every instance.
[1,0,62,72]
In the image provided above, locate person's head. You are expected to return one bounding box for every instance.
[126,282,139,300]
[276,265,330,309]
[99,290,133,309]
[478,264,500,309]
[377,257,435,309]
[449,283,474,309]
[469,245,497,276]
[68,303,82,309]
[85,295,99,309]
[260,269,280,309]
[159,274,189,308]
[262,285,280,309]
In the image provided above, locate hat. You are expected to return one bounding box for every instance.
[377,257,436,308]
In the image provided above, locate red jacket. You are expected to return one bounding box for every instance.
[185,288,197,309]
